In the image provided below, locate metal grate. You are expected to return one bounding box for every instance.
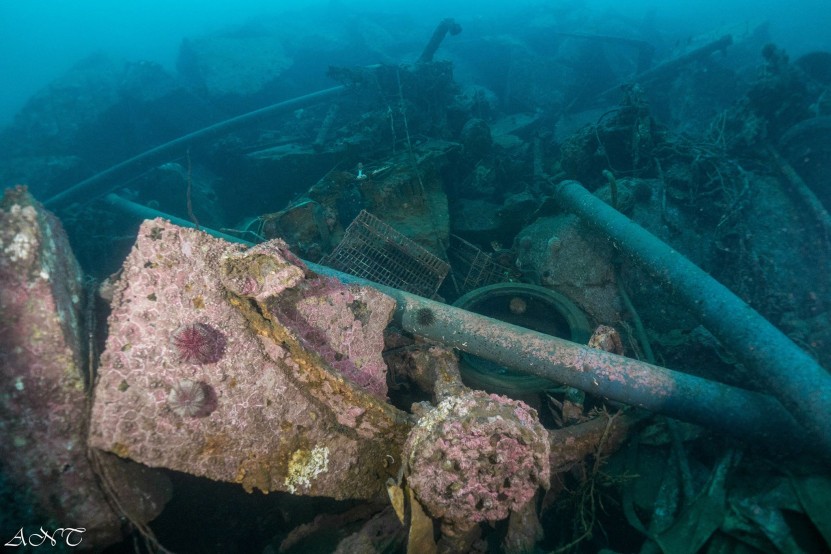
[447,234,513,294]
[321,210,449,298]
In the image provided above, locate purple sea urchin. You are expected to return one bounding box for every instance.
[171,322,226,364]
[167,379,214,417]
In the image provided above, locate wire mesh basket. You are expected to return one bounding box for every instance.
[447,234,514,294]
[321,210,449,298]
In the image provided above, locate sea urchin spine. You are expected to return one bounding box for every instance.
[171,322,226,364]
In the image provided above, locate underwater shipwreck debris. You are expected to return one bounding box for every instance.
[6,5,831,548]
[102,194,814,455]
[0,187,170,549]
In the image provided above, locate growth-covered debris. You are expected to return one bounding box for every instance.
[88,219,410,499]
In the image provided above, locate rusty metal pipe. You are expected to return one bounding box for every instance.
[553,179,831,457]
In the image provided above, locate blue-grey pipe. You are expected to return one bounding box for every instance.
[554,179,831,456]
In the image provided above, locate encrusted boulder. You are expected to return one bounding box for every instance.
[89,219,410,499]
[0,186,170,549]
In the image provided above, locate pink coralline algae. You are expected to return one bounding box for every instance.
[171,322,226,364]
[403,390,550,525]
